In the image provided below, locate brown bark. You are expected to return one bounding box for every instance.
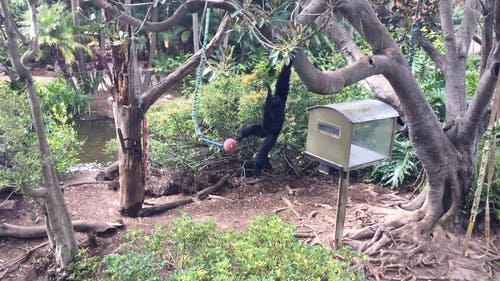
[138,174,229,217]
[95,161,120,181]
[0,220,123,239]
[0,0,78,267]
[138,198,194,217]
[293,0,497,254]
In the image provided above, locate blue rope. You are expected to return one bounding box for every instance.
[191,8,222,149]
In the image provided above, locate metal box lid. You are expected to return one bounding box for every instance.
[308,99,399,123]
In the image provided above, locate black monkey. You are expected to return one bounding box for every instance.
[237,60,293,176]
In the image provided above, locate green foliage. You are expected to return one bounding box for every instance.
[146,63,368,174]
[39,78,90,117]
[67,248,101,281]
[0,82,82,191]
[367,134,421,189]
[70,215,365,280]
[152,53,191,76]
[25,2,92,64]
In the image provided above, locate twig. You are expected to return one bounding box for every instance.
[281,197,301,218]
[139,174,231,217]
[64,181,110,188]
[207,194,233,201]
[196,174,230,199]
[0,242,48,279]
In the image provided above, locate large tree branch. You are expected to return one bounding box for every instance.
[440,0,459,61]
[480,0,495,74]
[417,31,446,72]
[461,42,500,149]
[333,0,399,56]
[297,0,327,24]
[456,0,481,58]
[21,0,38,66]
[296,0,403,113]
[293,49,389,94]
[319,16,402,114]
[141,14,231,110]
[92,0,237,33]
[440,0,468,121]
[0,0,27,76]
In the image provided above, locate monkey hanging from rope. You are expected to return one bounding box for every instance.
[224,60,293,176]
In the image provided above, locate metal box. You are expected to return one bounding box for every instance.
[305,99,399,171]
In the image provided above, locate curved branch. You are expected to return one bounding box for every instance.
[21,0,38,66]
[480,0,495,74]
[92,0,237,33]
[293,49,387,94]
[440,0,459,61]
[456,0,481,57]
[461,44,500,147]
[417,31,446,72]
[333,0,398,55]
[319,16,402,114]
[440,0,468,121]
[297,0,327,24]
[142,14,231,110]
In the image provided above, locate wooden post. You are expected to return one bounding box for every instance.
[334,169,349,248]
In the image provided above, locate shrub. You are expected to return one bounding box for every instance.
[0,82,82,191]
[367,134,421,189]
[147,62,369,175]
[69,215,366,280]
[39,78,90,117]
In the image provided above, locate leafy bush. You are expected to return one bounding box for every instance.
[69,215,365,280]
[147,62,369,175]
[39,78,90,117]
[367,134,421,189]
[0,82,82,191]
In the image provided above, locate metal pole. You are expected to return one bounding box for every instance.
[334,169,349,248]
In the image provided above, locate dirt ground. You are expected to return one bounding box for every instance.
[0,169,498,280]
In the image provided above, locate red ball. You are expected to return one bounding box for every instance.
[223,138,238,152]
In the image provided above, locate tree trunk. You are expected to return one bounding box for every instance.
[71,0,91,92]
[116,105,144,216]
[142,5,159,89]
[0,0,78,267]
[109,16,145,216]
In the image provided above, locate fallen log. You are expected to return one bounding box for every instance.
[196,174,230,199]
[138,197,194,217]
[0,220,123,239]
[95,161,119,181]
[138,174,230,217]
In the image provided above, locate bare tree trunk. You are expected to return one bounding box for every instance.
[193,13,200,52]
[0,0,78,267]
[71,0,91,93]
[142,5,159,89]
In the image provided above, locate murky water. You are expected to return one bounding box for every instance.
[74,118,116,168]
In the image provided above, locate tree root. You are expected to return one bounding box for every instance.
[348,202,499,280]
